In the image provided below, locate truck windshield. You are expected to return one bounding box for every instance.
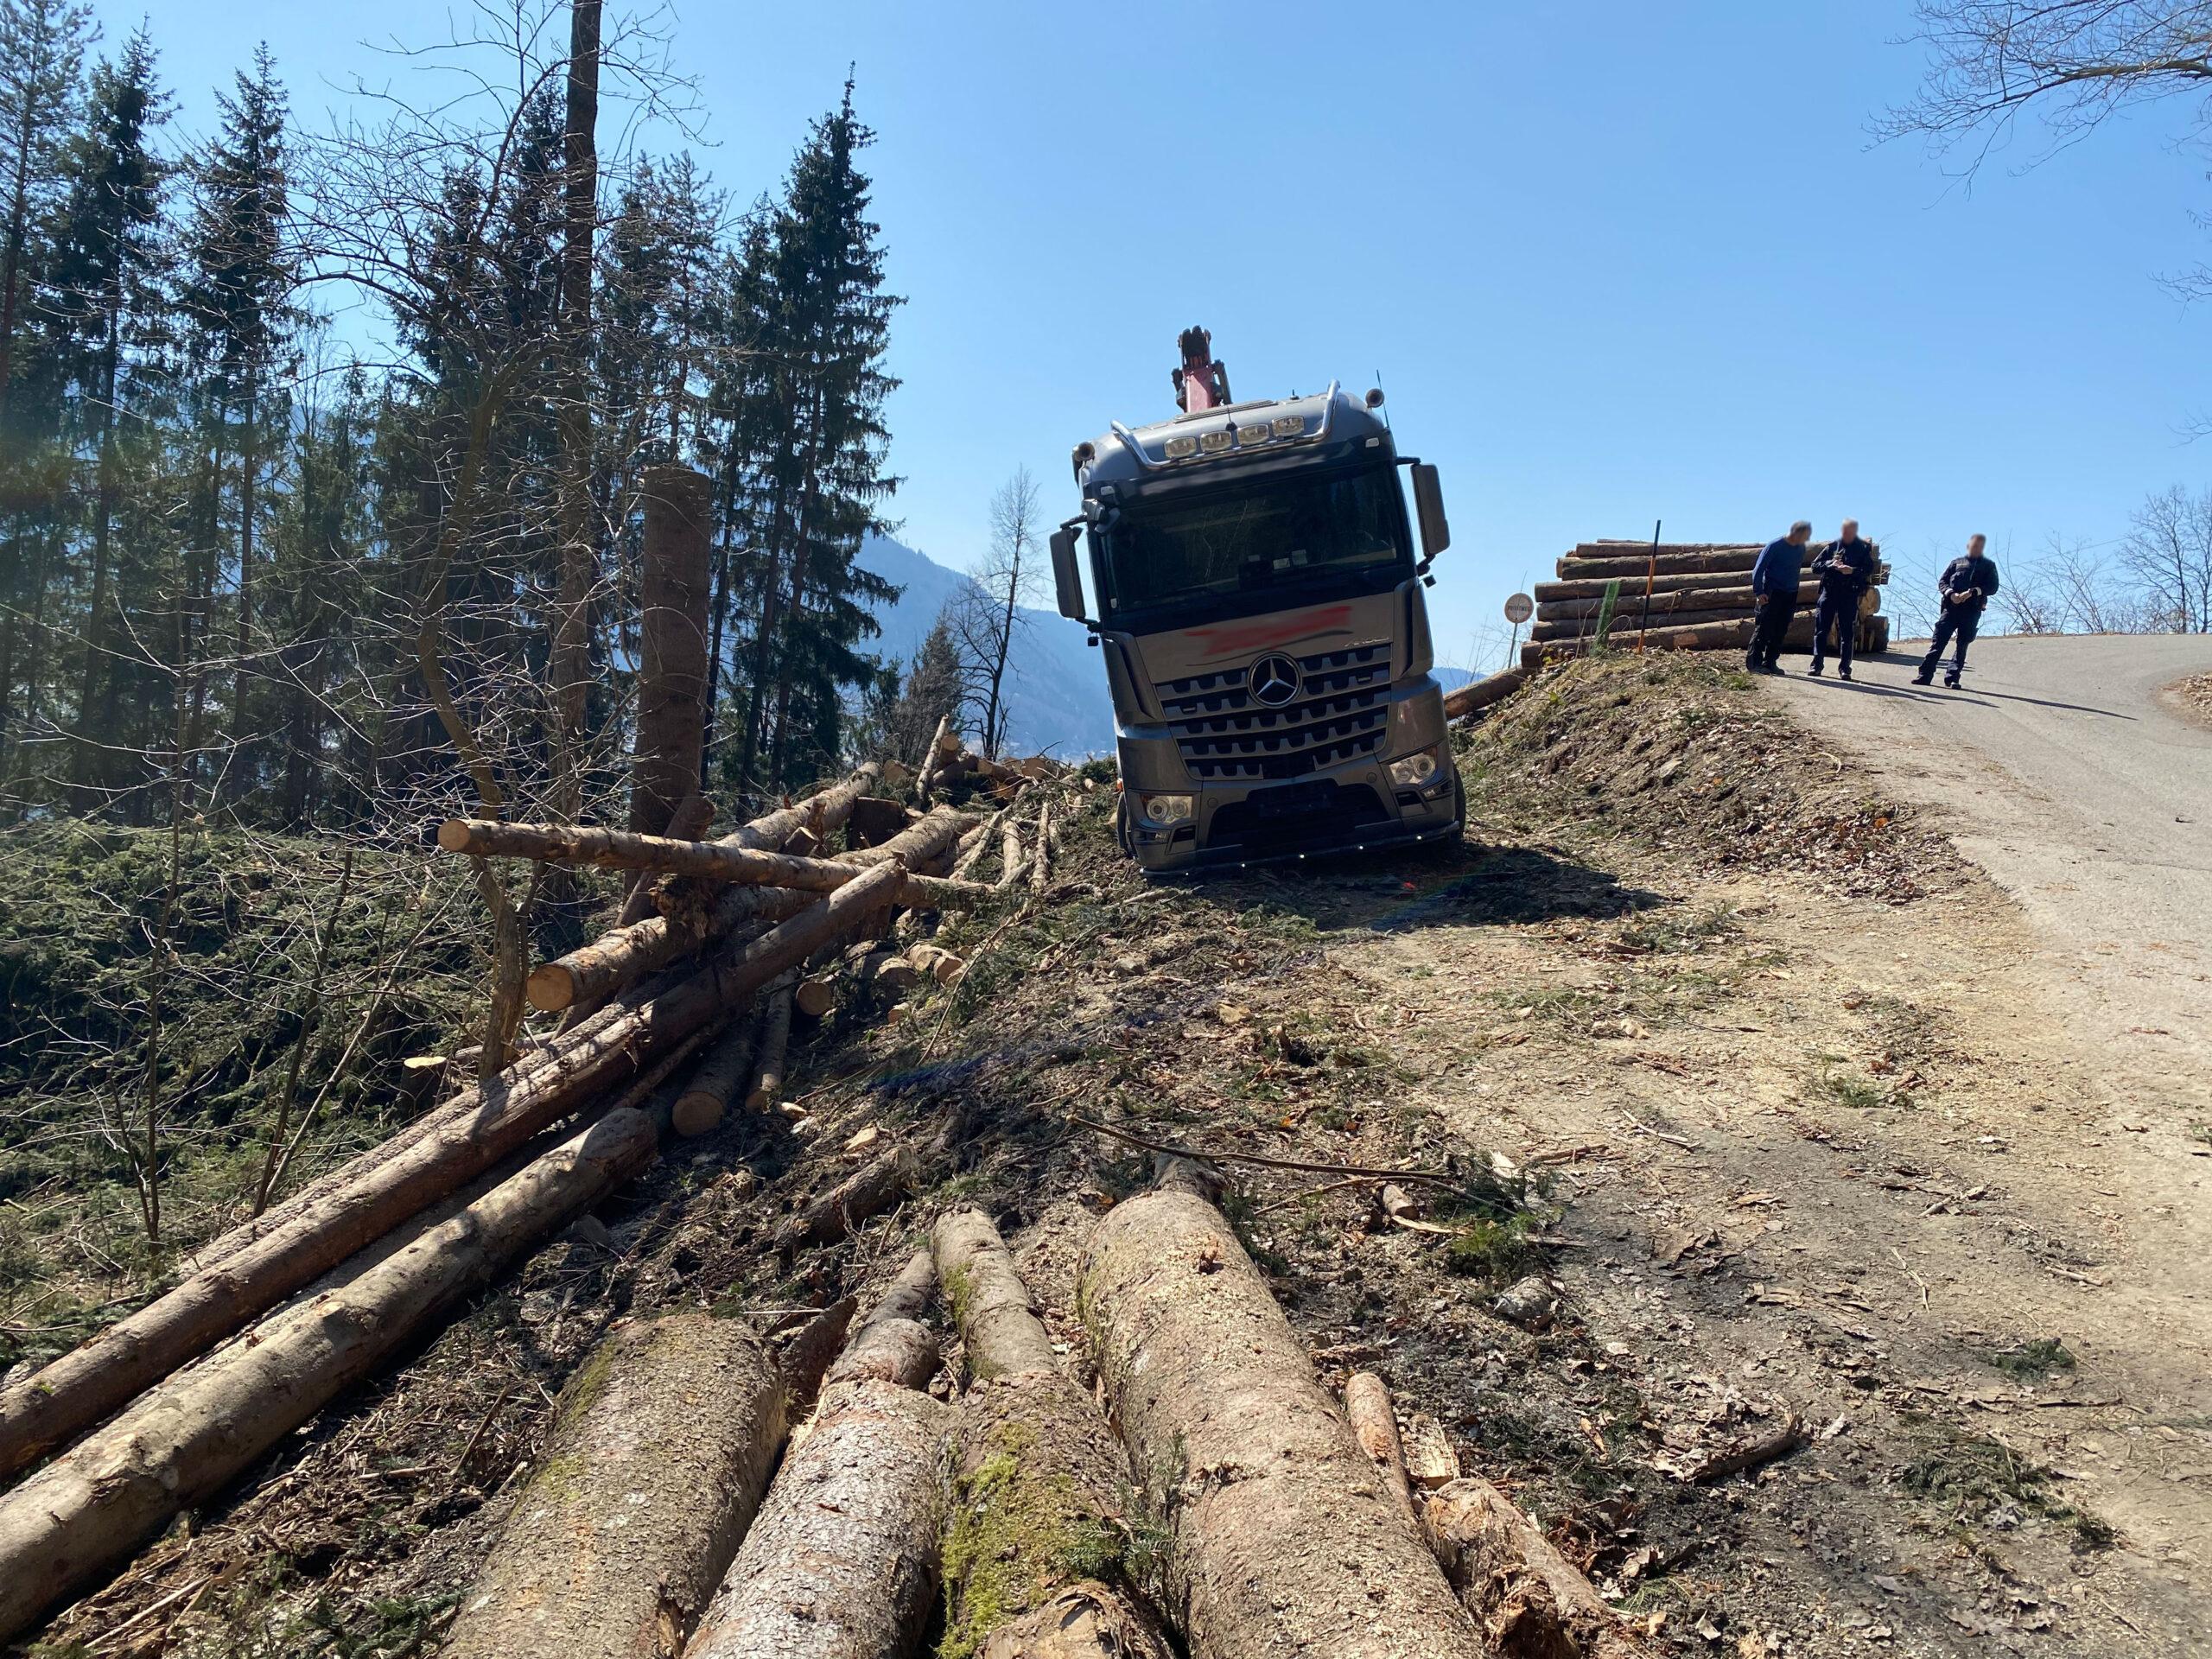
[1093,463,1410,626]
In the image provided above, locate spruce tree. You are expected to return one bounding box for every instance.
[182,42,293,790]
[0,0,91,423]
[43,24,168,797]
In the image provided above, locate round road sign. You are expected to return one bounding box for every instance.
[1503,592,1534,626]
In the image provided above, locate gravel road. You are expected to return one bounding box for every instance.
[1770,632,2212,1116]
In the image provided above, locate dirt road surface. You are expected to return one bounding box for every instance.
[1770,634,2212,1122]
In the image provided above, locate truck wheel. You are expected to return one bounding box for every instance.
[1114,791,1135,857]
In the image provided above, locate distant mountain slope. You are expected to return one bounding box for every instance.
[855,533,1476,759]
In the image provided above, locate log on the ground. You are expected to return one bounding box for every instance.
[744,979,796,1111]
[1078,1159,1484,1657]
[932,1211,1175,1659]
[995,818,1026,890]
[1028,801,1052,893]
[1443,669,1526,721]
[527,801,965,1016]
[683,1261,951,1659]
[1554,544,1763,581]
[1344,1370,1416,1517]
[618,792,716,928]
[831,1249,939,1389]
[953,806,1008,880]
[671,1007,763,1138]
[631,467,715,836]
[0,865,906,1486]
[918,714,952,803]
[847,793,917,849]
[773,1142,918,1255]
[442,1309,786,1659]
[1421,1478,1651,1659]
[440,819,990,908]
[1535,581,1884,623]
[0,1109,658,1646]
[794,972,839,1019]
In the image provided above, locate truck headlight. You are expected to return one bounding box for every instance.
[1388,750,1440,788]
[1141,792,1194,826]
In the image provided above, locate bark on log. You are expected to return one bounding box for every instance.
[996,819,1025,890]
[631,467,715,836]
[1443,669,1526,721]
[0,1109,658,1646]
[671,1008,763,1138]
[0,867,906,1487]
[1421,1478,1651,1659]
[442,1310,785,1659]
[846,794,914,849]
[683,1271,952,1659]
[440,819,990,910]
[772,1143,918,1255]
[1533,563,1889,605]
[744,980,795,1112]
[953,807,1008,880]
[618,792,716,929]
[1344,1371,1416,1518]
[1029,801,1052,894]
[1554,544,1762,580]
[1078,1160,1484,1658]
[918,715,952,804]
[1535,580,1885,621]
[830,1249,939,1389]
[527,797,959,1016]
[931,1210,1176,1659]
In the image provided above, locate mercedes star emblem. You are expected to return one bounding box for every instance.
[1248,653,1300,708]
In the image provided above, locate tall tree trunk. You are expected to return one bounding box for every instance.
[734,411,798,795]
[228,377,257,791]
[0,110,34,422]
[766,380,825,791]
[550,0,601,823]
[72,307,119,795]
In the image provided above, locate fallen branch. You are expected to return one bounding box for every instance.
[1421,1478,1653,1659]
[1687,1411,1806,1484]
[772,1141,917,1255]
[1065,1115,1465,1190]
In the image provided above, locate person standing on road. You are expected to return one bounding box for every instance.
[1808,518,1877,680]
[1746,520,1810,675]
[1913,534,2001,688]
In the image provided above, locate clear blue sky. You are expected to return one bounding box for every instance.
[123,0,2209,668]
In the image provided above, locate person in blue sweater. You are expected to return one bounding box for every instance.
[1745,520,1810,675]
[1808,518,1877,680]
[1913,534,2001,687]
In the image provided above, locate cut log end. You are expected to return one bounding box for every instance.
[525,963,578,1012]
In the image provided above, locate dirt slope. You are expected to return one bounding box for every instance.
[15,652,2207,1658]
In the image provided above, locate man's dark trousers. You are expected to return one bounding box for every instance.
[1811,588,1857,675]
[1746,594,1796,671]
[1919,606,1980,683]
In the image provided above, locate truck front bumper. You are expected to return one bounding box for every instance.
[1122,754,1463,873]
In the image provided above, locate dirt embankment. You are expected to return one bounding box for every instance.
[16,653,2207,1658]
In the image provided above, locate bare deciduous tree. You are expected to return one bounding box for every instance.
[2123,482,2212,630]
[948,466,1040,760]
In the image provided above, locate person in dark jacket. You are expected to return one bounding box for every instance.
[1914,534,2001,687]
[1745,520,1810,674]
[1808,518,1876,680]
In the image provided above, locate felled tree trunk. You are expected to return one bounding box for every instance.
[1078,1160,1484,1659]
[931,1210,1174,1659]
[0,1109,658,1646]
[744,979,795,1112]
[1028,801,1052,893]
[683,1257,952,1659]
[918,714,951,803]
[442,1310,786,1659]
[772,1141,917,1255]
[0,864,906,1486]
[617,792,716,928]
[1554,544,1764,581]
[1443,669,1526,721]
[671,1007,762,1137]
[534,766,885,1018]
[1421,1478,1651,1659]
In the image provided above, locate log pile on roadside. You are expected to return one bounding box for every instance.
[1519,540,1891,671]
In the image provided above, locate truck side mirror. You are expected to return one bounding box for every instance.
[1411,463,1450,562]
[1051,527,1088,621]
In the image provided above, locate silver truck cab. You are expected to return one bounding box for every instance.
[1050,383,1463,872]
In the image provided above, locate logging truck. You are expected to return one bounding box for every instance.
[1051,328,1463,871]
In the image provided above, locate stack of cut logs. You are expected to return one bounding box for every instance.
[1521,539,1891,671]
[0,739,1084,1647]
[1443,538,1892,723]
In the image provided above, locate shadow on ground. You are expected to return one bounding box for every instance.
[1205,839,1669,933]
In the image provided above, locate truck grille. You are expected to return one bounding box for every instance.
[1158,645,1392,783]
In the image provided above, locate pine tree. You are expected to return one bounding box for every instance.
[885,613,964,766]
[182,42,293,791]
